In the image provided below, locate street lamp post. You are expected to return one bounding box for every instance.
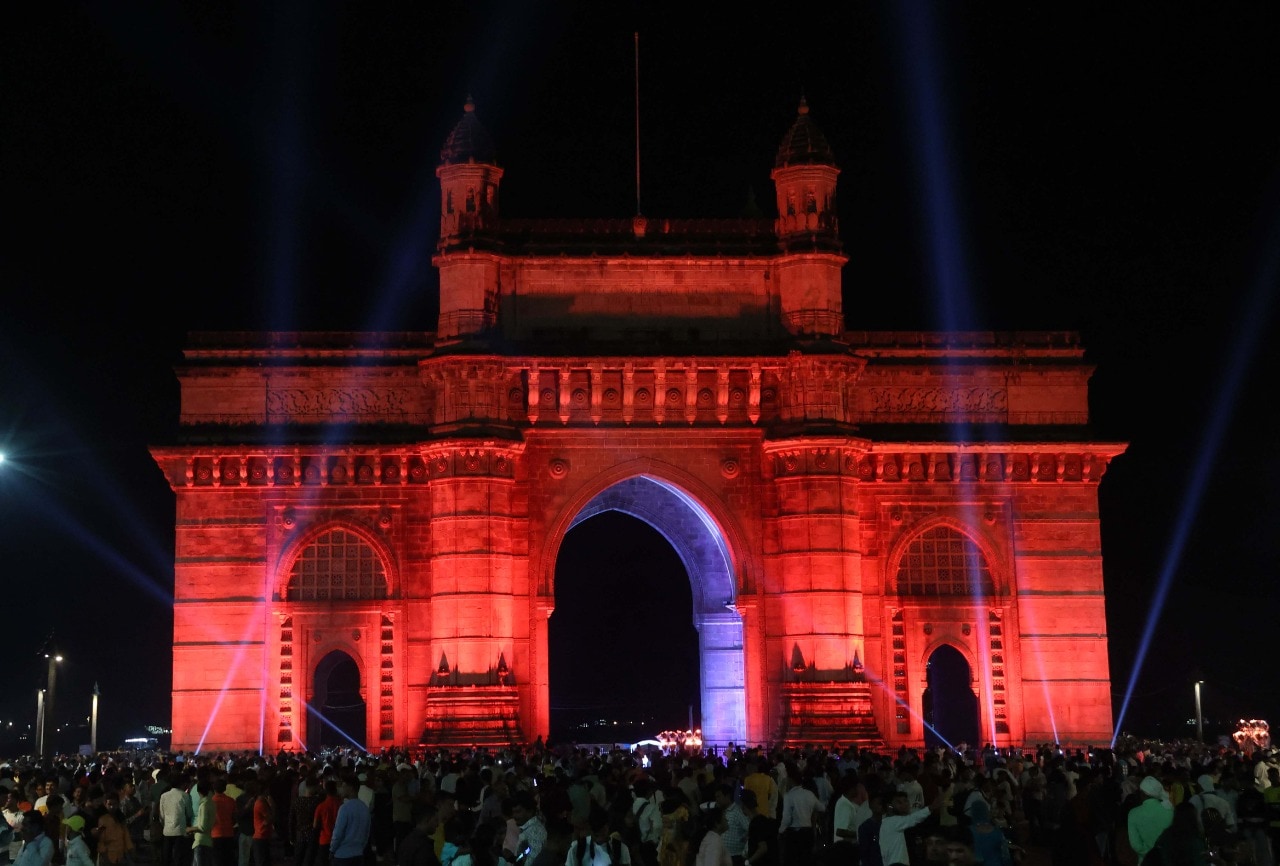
[91,682,99,754]
[35,689,45,756]
[1194,680,1204,742]
[40,652,62,758]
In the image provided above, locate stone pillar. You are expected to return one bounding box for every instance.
[420,445,527,746]
[763,442,878,745]
[694,610,747,745]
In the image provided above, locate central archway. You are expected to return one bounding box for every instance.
[555,475,747,745]
[550,511,699,743]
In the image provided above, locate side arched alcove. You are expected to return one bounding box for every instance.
[270,518,402,750]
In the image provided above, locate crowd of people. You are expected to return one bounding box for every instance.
[0,735,1278,866]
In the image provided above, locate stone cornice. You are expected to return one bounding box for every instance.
[150,442,526,491]
[762,441,1127,482]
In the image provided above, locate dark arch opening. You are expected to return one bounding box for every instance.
[550,511,699,745]
[923,644,980,751]
[309,650,366,750]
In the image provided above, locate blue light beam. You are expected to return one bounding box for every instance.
[1111,198,1280,743]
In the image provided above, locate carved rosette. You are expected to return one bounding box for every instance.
[420,446,520,479]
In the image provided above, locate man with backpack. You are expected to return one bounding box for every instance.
[1190,774,1236,850]
[627,782,662,866]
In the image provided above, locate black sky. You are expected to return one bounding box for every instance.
[3,3,1279,750]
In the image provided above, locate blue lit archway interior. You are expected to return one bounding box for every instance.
[567,475,746,744]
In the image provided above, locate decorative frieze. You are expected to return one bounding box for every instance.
[764,442,1120,483]
[869,386,1007,417]
[159,445,522,489]
[266,387,414,422]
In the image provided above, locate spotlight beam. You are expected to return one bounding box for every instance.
[1111,198,1280,743]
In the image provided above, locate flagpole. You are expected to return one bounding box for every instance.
[634,31,641,217]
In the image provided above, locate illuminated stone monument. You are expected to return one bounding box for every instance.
[152,98,1121,752]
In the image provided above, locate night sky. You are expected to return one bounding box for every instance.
[3,3,1278,751]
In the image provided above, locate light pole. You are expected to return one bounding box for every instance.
[91,682,100,754]
[1194,680,1204,742]
[35,689,45,755]
[40,651,62,758]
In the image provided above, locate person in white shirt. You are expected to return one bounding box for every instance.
[3,790,26,863]
[565,814,629,866]
[830,779,871,854]
[694,809,730,866]
[630,782,662,866]
[879,791,941,866]
[895,767,925,812]
[159,775,193,866]
[777,774,820,866]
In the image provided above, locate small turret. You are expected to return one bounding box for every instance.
[436,96,503,249]
[434,97,504,341]
[770,99,846,338]
[771,97,840,247]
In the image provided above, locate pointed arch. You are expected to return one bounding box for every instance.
[277,521,396,601]
[536,457,754,604]
[887,515,1005,598]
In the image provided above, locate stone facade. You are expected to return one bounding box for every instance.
[152,98,1121,752]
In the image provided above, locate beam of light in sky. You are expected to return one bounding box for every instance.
[0,404,175,581]
[2,469,172,606]
[1111,197,1280,744]
[263,2,309,332]
[891,0,975,332]
[366,167,439,332]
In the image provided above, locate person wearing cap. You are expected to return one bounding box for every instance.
[1191,774,1237,835]
[1128,775,1174,864]
[63,816,93,866]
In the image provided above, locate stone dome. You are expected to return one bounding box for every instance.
[440,96,497,166]
[774,97,836,168]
